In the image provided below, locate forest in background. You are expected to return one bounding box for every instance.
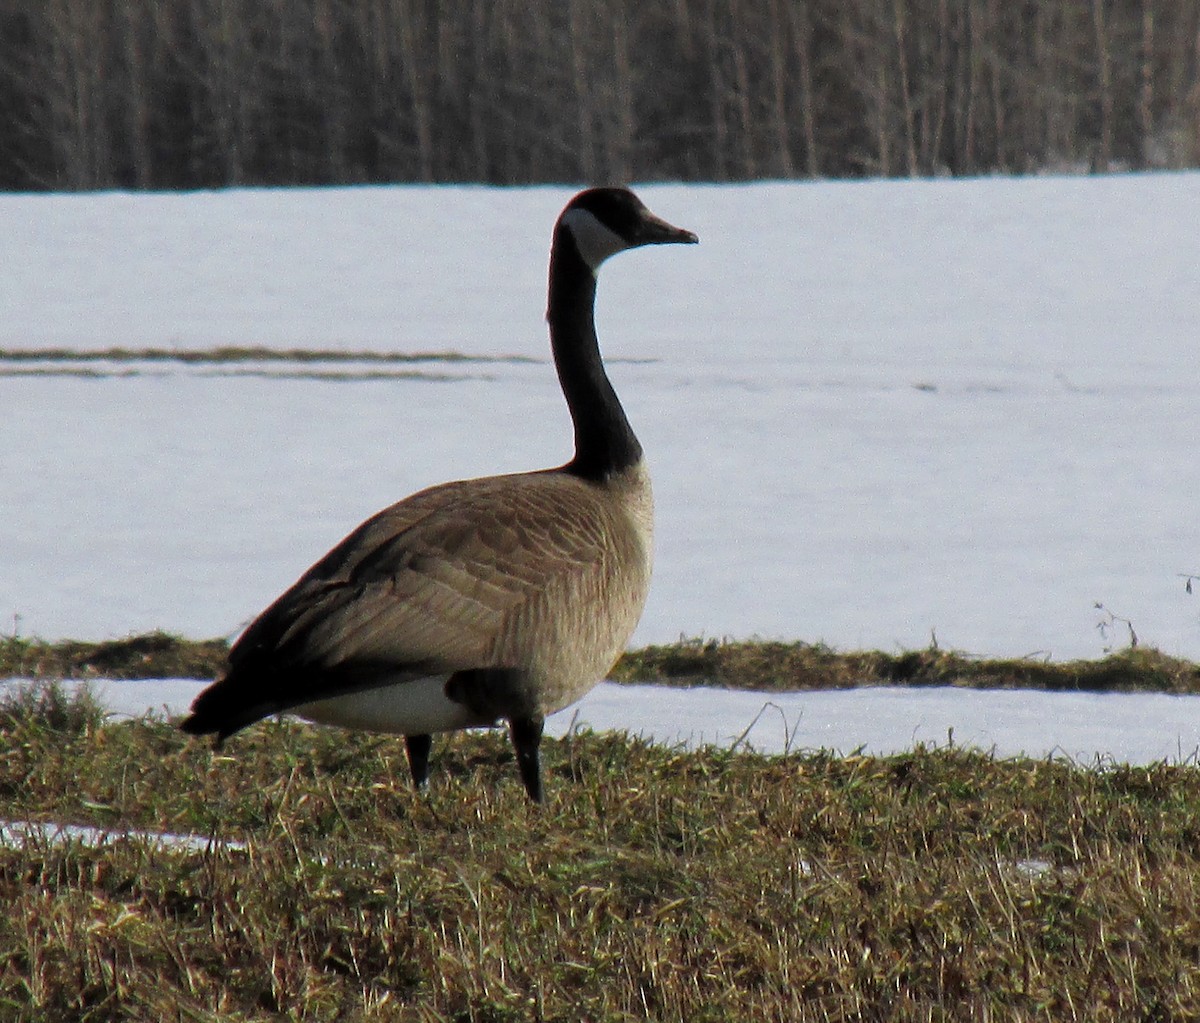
[1,0,1199,191]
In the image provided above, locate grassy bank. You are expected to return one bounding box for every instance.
[0,686,1197,1021]
[3,631,1199,695]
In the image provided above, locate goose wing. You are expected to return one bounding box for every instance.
[185,472,617,735]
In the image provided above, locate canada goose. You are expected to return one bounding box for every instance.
[181,187,697,802]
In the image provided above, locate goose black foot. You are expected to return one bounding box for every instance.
[510,716,545,803]
[404,733,432,789]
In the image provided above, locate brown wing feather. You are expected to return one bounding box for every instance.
[185,468,644,735]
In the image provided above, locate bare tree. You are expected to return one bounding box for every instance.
[4,0,1200,190]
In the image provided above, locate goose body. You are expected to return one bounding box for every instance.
[181,187,696,801]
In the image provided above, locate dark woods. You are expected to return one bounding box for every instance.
[2,0,1198,191]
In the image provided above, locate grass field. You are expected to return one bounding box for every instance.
[1,669,1199,1022]
[4,632,1200,694]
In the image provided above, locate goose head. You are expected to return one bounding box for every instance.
[556,187,698,274]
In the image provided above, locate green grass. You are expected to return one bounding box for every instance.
[4,631,1199,694]
[0,685,1199,1021]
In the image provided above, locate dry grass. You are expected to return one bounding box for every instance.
[0,347,536,365]
[0,632,229,682]
[4,633,1199,695]
[1,685,1198,1021]
[611,637,1200,694]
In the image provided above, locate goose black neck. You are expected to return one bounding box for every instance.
[547,228,643,481]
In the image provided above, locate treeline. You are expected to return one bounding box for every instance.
[2,0,1199,191]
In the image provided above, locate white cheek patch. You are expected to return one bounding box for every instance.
[561,207,629,272]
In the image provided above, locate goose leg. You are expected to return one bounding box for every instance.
[404,733,433,789]
[510,716,545,803]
